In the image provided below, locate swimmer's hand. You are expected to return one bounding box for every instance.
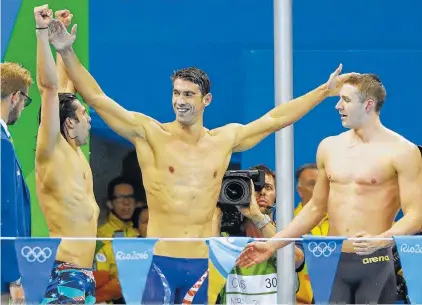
[237,180,263,222]
[326,64,359,97]
[55,9,73,29]
[9,284,25,304]
[48,19,77,52]
[34,4,53,29]
[352,231,385,255]
[236,242,275,268]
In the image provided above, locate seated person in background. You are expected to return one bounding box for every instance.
[294,163,329,235]
[216,165,305,305]
[98,176,139,238]
[121,150,147,207]
[294,162,328,304]
[132,206,149,238]
[94,176,139,304]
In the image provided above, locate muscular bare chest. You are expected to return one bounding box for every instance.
[158,137,231,186]
[326,144,396,185]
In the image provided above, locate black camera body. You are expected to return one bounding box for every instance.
[218,169,266,207]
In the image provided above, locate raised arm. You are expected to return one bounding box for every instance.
[231,65,356,152]
[379,143,422,240]
[35,5,61,160]
[48,20,150,143]
[54,10,76,94]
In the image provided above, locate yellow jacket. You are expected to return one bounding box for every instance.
[294,202,329,304]
[94,213,139,303]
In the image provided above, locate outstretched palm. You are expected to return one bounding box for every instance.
[236,242,274,268]
[48,19,77,52]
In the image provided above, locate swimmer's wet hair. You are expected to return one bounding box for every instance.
[38,93,79,138]
[171,67,211,96]
[249,164,276,187]
[344,73,387,113]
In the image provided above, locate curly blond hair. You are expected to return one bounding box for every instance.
[1,62,33,99]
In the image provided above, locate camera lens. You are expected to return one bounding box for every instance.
[225,181,245,202]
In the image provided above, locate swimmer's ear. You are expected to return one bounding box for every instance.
[64,117,75,129]
[202,93,212,107]
[365,98,375,112]
[10,92,19,106]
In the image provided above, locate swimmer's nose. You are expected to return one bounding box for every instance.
[335,100,343,110]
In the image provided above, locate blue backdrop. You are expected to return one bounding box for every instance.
[89,0,422,205]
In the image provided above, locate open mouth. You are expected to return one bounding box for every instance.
[177,108,189,114]
[340,114,347,118]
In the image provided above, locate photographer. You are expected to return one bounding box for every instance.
[216,165,305,304]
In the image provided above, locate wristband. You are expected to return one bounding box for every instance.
[253,214,271,230]
[36,27,48,30]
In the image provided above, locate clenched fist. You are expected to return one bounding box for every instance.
[55,9,73,28]
[34,4,52,29]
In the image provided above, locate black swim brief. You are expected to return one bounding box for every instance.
[330,247,397,304]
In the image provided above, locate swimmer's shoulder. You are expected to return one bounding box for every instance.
[133,112,166,132]
[384,128,421,162]
[209,123,237,138]
[318,133,346,150]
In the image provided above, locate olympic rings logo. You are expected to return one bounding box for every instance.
[307,241,337,258]
[20,246,52,263]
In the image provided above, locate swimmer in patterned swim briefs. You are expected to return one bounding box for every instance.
[237,74,422,304]
[43,261,95,304]
[34,6,98,304]
[47,15,356,303]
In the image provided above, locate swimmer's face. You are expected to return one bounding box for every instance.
[8,88,29,125]
[255,173,276,214]
[172,78,212,126]
[109,183,136,220]
[297,168,318,205]
[336,84,375,129]
[69,100,91,146]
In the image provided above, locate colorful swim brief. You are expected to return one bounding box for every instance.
[142,255,209,305]
[42,260,96,304]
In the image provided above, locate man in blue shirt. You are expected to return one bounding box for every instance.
[0,62,33,303]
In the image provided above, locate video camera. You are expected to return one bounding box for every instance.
[218,169,266,207]
[217,169,266,236]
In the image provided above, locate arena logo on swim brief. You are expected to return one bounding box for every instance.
[115,250,149,260]
[394,235,422,304]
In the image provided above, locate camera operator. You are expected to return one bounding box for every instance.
[216,165,305,305]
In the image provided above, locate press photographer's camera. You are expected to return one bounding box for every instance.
[218,169,265,207]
